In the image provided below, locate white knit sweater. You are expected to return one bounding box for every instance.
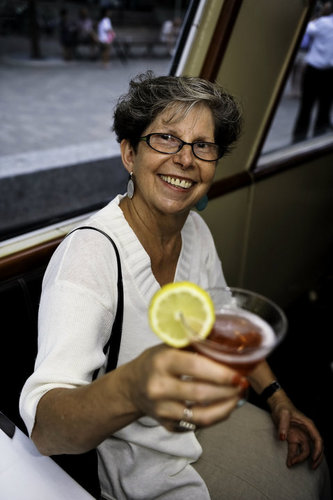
[20,195,226,499]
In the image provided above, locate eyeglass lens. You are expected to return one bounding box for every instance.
[147,134,220,161]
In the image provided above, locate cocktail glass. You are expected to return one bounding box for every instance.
[192,287,288,376]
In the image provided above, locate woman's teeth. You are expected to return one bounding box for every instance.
[160,175,193,189]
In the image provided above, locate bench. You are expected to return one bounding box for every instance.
[117,35,171,58]
[72,35,170,63]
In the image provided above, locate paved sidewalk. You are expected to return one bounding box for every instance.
[0,34,171,235]
[0,34,171,172]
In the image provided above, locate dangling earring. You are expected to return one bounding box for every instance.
[127,172,134,199]
[195,194,208,211]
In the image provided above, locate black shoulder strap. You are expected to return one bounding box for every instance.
[53,225,124,498]
[0,411,15,439]
[68,226,123,375]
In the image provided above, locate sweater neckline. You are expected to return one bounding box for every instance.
[107,195,194,301]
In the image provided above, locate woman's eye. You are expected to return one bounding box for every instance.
[196,142,208,149]
[159,134,174,142]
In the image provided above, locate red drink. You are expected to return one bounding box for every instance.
[193,309,275,375]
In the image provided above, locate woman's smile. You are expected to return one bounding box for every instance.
[158,174,195,190]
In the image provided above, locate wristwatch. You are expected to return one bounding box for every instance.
[260,381,282,401]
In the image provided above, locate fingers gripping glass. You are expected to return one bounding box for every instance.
[140,133,222,162]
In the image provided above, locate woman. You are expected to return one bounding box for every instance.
[97,8,115,68]
[20,73,330,499]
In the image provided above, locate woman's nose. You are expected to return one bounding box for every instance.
[174,144,195,168]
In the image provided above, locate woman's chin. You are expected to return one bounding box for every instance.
[157,199,194,216]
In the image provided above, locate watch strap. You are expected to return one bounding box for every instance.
[260,381,282,400]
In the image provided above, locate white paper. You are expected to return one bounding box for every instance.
[0,425,94,499]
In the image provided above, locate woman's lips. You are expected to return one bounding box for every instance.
[159,174,194,189]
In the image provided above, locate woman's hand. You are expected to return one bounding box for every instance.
[268,391,324,469]
[126,344,247,432]
[31,344,245,455]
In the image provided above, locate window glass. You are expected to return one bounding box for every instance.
[0,0,190,241]
[262,0,333,155]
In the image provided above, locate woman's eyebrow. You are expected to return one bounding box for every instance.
[157,128,214,142]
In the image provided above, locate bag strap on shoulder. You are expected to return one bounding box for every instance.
[67,226,123,375]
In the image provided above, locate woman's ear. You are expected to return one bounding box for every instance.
[120,139,136,174]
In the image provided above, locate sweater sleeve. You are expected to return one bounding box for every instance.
[19,229,118,436]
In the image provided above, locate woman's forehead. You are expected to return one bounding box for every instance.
[153,102,214,128]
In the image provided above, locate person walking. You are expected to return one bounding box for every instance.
[293,2,333,142]
[292,3,333,142]
[97,7,115,68]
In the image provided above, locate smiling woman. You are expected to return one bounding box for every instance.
[19,72,330,500]
[118,102,219,238]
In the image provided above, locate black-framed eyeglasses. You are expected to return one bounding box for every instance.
[139,133,222,162]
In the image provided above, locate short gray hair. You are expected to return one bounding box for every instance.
[113,71,242,157]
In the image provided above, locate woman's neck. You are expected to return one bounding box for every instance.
[119,196,186,285]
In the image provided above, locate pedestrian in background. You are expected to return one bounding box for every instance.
[97,7,115,68]
[292,2,333,142]
[77,7,98,59]
[59,8,77,61]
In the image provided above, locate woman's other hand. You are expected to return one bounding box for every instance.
[268,391,324,469]
[126,344,246,432]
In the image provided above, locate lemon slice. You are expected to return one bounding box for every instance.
[148,282,215,348]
